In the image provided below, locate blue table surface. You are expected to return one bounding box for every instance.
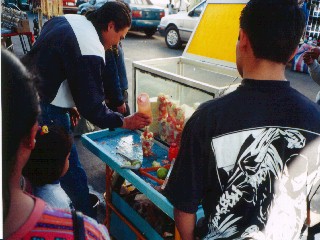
[81,128,204,220]
[91,129,169,186]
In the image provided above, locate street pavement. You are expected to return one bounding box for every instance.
[7,11,320,227]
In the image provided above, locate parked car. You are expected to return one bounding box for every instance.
[63,0,77,13]
[158,0,206,49]
[28,0,77,13]
[77,0,106,15]
[125,0,165,37]
[4,0,28,10]
[78,0,165,37]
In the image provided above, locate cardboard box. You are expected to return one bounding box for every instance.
[16,19,30,33]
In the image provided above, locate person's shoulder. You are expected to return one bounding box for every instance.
[194,93,235,117]
[41,206,110,239]
[289,87,320,113]
[82,214,110,239]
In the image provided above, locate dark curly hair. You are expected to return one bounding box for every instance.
[240,0,305,64]
[86,1,131,33]
[23,125,73,186]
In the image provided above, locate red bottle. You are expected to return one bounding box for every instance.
[168,143,179,162]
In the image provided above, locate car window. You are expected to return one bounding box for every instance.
[95,0,107,7]
[193,2,204,17]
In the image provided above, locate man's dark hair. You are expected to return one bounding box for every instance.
[86,1,131,33]
[240,0,305,64]
[23,126,73,186]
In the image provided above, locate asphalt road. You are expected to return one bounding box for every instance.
[8,11,320,226]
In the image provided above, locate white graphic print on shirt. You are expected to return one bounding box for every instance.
[205,127,320,240]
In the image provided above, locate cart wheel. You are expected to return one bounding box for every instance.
[165,26,181,49]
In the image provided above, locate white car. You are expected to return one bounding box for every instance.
[158,0,206,49]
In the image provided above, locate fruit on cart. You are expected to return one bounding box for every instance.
[123,161,131,167]
[152,160,161,167]
[141,127,154,156]
[157,167,168,180]
[131,160,141,166]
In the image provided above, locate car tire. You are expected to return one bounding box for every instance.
[144,29,157,38]
[165,26,181,49]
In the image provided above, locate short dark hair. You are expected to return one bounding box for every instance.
[23,126,73,186]
[2,49,40,219]
[86,1,131,33]
[240,0,305,64]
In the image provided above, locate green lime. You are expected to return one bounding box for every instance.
[157,167,168,180]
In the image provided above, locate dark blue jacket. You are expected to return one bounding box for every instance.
[25,14,124,129]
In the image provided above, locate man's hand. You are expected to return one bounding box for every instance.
[304,47,320,66]
[69,107,80,127]
[303,51,315,66]
[122,112,152,130]
[117,103,127,115]
[311,47,320,60]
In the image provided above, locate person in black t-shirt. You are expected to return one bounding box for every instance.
[164,0,320,239]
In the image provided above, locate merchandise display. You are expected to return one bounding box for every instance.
[305,0,320,45]
[1,6,30,33]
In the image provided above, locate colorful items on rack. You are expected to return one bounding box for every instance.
[1,6,30,33]
[168,143,179,161]
[157,94,185,145]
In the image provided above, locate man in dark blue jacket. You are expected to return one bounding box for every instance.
[22,1,151,218]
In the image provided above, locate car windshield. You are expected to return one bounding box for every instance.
[125,0,153,5]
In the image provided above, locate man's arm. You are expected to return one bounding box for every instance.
[174,208,196,240]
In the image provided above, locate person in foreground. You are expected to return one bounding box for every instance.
[21,1,151,217]
[23,125,73,211]
[164,0,320,239]
[2,49,110,239]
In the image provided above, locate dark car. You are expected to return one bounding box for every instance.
[77,0,165,37]
[124,0,165,37]
[4,0,29,10]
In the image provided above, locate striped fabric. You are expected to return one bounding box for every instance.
[7,197,110,240]
[291,43,312,73]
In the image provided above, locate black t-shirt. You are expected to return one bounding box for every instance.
[165,79,320,239]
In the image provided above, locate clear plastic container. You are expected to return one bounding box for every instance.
[137,93,152,119]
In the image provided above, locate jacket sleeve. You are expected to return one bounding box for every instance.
[64,52,124,129]
[308,60,320,86]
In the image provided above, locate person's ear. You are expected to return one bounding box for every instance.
[238,29,249,50]
[108,21,115,31]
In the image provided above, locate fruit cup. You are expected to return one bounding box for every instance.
[141,138,154,157]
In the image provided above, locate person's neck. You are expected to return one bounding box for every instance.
[4,168,35,238]
[242,59,286,81]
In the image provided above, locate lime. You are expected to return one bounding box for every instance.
[157,167,168,180]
